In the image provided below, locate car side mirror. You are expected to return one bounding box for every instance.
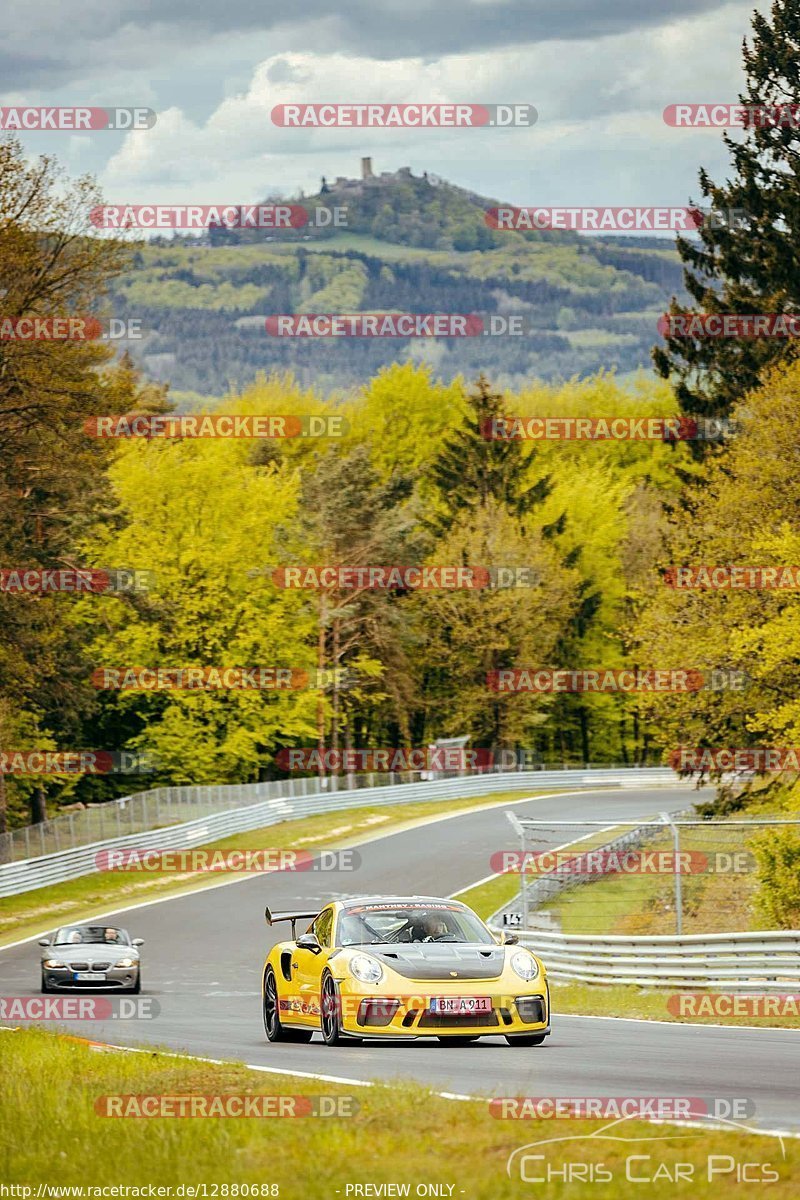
[504,933,519,945]
[38,939,50,947]
[296,933,321,953]
[132,938,144,947]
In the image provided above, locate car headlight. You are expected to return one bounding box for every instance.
[43,959,68,969]
[349,954,383,984]
[114,958,136,968]
[511,951,539,981]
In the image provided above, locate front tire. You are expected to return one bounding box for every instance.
[505,1033,548,1046]
[41,971,52,994]
[131,973,141,995]
[263,967,313,1043]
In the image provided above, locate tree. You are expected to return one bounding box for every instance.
[293,443,419,767]
[654,1,800,422]
[418,376,581,751]
[0,136,140,825]
[426,375,551,533]
[82,376,323,785]
[635,358,800,799]
[414,501,577,749]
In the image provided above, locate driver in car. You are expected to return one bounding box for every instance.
[413,913,449,941]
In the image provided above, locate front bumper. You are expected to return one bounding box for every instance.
[42,965,139,991]
[337,987,549,1038]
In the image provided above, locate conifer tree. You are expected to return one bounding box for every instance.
[654,1,800,421]
[427,375,550,532]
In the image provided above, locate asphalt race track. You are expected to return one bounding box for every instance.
[1,787,798,1132]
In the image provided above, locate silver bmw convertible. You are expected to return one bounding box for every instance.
[38,924,144,993]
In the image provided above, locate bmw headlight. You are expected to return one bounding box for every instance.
[349,954,383,984]
[114,958,136,968]
[511,951,539,981]
[43,959,68,969]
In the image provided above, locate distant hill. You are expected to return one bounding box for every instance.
[112,163,688,395]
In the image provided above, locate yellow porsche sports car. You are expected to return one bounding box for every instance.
[262,894,550,1046]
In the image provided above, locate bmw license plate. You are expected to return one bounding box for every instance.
[429,996,491,1014]
[75,972,105,981]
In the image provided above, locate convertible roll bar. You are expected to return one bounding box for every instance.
[264,906,319,938]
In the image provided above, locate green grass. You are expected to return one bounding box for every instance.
[539,823,765,937]
[456,871,521,919]
[299,233,448,261]
[551,980,800,1028]
[1,790,552,947]
[1,1029,795,1195]
[544,868,663,935]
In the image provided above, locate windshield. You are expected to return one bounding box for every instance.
[53,926,130,946]
[336,903,494,946]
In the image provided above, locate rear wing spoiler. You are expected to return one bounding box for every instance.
[264,906,319,938]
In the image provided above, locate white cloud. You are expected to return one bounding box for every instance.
[98,2,761,215]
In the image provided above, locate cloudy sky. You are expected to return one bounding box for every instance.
[3,0,767,217]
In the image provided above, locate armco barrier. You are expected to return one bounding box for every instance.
[488,927,800,990]
[0,766,680,898]
[0,762,674,863]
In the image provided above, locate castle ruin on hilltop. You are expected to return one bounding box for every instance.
[319,159,433,195]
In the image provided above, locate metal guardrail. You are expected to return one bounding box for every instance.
[489,927,800,990]
[0,761,672,864]
[0,766,680,898]
[0,774,410,863]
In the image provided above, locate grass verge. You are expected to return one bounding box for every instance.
[456,870,521,919]
[550,980,800,1029]
[538,822,766,937]
[1,789,552,948]
[0,1028,795,1195]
